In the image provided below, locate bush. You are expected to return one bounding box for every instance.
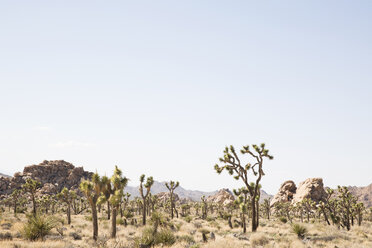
[154,229,176,246]
[136,227,176,247]
[0,232,13,240]
[21,215,57,241]
[292,223,308,238]
[279,217,287,223]
[184,215,192,223]
[178,234,195,244]
[250,233,269,247]
[117,218,125,225]
[69,232,82,240]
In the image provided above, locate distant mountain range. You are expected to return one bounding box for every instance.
[0,173,11,178]
[124,180,272,202]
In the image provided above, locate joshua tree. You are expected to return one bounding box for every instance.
[57,187,76,225]
[165,181,179,219]
[201,195,208,219]
[10,189,22,216]
[353,202,365,226]
[101,175,113,220]
[139,174,154,225]
[22,178,42,216]
[233,187,250,233]
[80,173,104,241]
[337,186,356,231]
[262,198,271,220]
[108,166,128,238]
[214,144,273,232]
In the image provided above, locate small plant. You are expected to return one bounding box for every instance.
[292,223,308,239]
[21,214,57,241]
[279,217,287,223]
[154,229,176,246]
[178,234,195,244]
[184,215,192,223]
[250,233,269,247]
[69,232,82,240]
[0,232,13,240]
[199,229,210,242]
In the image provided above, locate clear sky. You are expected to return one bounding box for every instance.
[0,1,371,194]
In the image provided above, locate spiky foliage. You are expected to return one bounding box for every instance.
[214,144,273,232]
[108,166,128,238]
[57,187,76,225]
[139,174,154,225]
[22,178,42,216]
[79,172,104,241]
[165,181,179,219]
[21,214,57,241]
[233,187,250,233]
[201,195,208,220]
[261,198,272,220]
[291,223,308,239]
[10,189,22,216]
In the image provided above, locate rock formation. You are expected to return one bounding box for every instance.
[348,183,372,208]
[271,178,327,206]
[206,189,235,206]
[156,192,180,204]
[270,180,297,206]
[0,160,92,197]
[292,178,327,204]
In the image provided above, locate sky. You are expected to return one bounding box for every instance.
[0,1,371,194]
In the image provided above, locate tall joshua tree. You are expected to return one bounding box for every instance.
[22,178,42,216]
[214,144,273,232]
[57,187,76,225]
[165,181,179,219]
[101,175,112,220]
[139,174,154,225]
[108,166,128,238]
[80,173,104,241]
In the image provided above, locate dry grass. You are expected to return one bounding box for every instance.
[0,210,371,248]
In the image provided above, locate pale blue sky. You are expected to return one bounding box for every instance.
[0,1,371,194]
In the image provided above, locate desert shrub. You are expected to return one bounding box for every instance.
[184,215,192,223]
[0,232,13,240]
[21,215,57,241]
[279,217,287,223]
[292,223,308,238]
[117,217,125,225]
[206,216,214,222]
[178,234,195,244]
[250,233,269,247]
[136,227,176,247]
[154,229,176,246]
[84,215,92,221]
[69,232,82,240]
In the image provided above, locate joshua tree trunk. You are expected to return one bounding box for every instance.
[251,199,258,232]
[111,207,117,238]
[32,195,37,216]
[92,204,98,241]
[142,200,146,225]
[67,204,71,224]
[107,201,111,220]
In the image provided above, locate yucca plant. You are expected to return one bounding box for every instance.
[291,223,308,239]
[21,214,57,241]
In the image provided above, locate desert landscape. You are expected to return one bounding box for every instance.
[0,156,371,248]
[1,1,371,248]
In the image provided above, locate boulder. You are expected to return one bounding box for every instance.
[292,178,327,204]
[206,189,235,206]
[270,180,297,206]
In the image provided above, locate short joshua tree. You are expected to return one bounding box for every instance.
[165,181,179,219]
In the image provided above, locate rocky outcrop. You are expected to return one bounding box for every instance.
[292,178,327,204]
[348,183,372,208]
[156,192,180,203]
[270,180,297,206]
[271,178,327,206]
[0,160,93,196]
[206,189,235,206]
